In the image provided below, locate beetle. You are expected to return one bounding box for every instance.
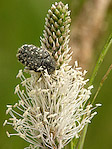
[17,44,56,74]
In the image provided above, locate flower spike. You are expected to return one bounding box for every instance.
[40,2,71,67]
[4,2,101,149]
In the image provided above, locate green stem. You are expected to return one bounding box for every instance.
[76,124,88,149]
[70,141,74,149]
[89,33,112,86]
[92,64,112,104]
[74,33,112,149]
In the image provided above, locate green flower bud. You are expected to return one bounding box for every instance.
[40,2,71,67]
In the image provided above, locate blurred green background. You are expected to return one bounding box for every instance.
[0,0,112,149]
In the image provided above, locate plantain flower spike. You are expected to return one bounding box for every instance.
[4,2,101,149]
[40,2,71,68]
